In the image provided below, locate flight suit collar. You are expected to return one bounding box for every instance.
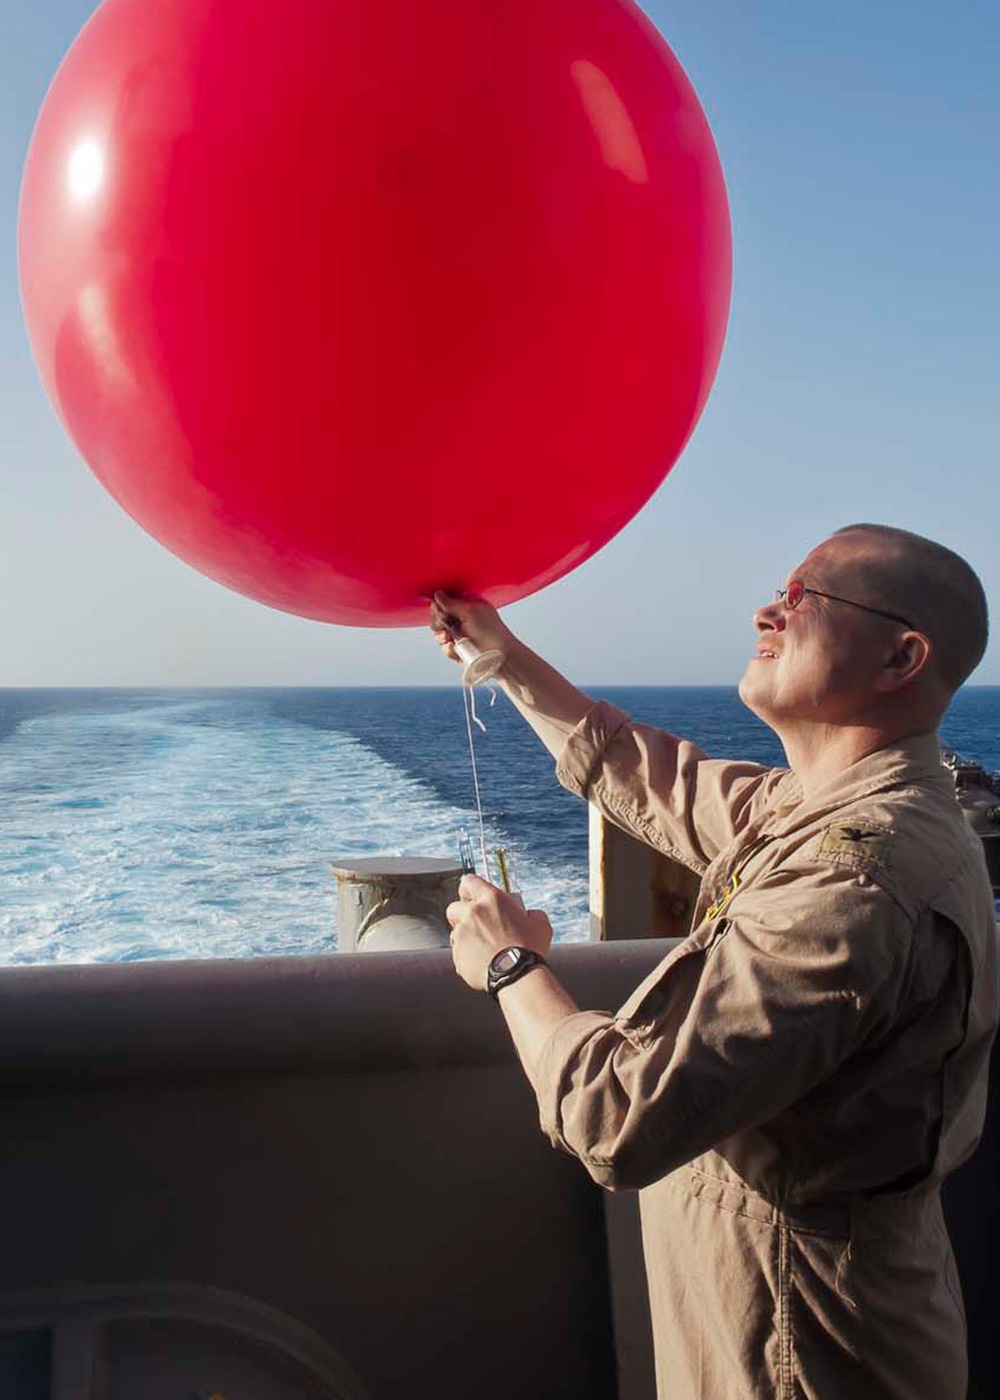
[763,732,948,836]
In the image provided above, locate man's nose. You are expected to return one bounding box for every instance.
[753,599,785,632]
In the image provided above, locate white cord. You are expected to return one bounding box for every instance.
[462,680,490,881]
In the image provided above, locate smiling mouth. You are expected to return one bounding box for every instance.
[756,649,778,660]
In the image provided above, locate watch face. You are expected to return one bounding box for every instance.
[492,948,522,975]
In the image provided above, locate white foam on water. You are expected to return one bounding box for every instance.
[0,697,589,965]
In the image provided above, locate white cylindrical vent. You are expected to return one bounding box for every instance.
[331,857,464,952]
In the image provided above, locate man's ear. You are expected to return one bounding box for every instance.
[875,630,933,693]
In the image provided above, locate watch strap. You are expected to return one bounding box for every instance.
[487,947,547,1001]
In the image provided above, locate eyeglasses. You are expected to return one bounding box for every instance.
[774,579,915,629]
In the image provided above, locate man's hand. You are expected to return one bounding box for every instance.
[445,873,553,991]
[429,591,514,668]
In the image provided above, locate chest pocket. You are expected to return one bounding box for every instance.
[615,916,731,1042]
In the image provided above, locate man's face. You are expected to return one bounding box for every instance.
[738,538,896,729]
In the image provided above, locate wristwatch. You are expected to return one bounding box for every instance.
[487,946,547,1001]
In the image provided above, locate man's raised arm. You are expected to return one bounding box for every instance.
[430,591,773,873]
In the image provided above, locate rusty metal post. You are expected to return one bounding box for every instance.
[588,807,700,942]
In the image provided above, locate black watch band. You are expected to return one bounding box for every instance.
[487,946,547,1001]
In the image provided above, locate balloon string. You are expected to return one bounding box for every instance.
[462,681,490,880]
[467,678,497,731]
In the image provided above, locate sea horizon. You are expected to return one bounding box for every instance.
[2,685,996,965]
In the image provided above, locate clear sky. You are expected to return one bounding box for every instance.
[2,0,997,686]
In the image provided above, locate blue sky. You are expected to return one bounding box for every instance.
[1,0,997,685]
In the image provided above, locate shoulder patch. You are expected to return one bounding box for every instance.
[818,822,893,867]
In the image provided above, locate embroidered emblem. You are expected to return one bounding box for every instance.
[705,872,739,920]
[819,823,892,867]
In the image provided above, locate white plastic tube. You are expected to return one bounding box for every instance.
[454,636,505,686]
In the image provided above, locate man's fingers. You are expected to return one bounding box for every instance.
[458,872,493,900]
[429,597,463,653]
[429,597,455,623]
[431,592,463,628]
[433,590,489,631]
[428,606,460,663]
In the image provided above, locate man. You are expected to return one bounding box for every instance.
[432,523,997,1400]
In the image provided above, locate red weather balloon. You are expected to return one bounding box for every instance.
[19,0,730,626]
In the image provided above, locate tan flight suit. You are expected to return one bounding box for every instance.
[534,702,998,1400]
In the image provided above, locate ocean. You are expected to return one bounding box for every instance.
[1,685,997,965]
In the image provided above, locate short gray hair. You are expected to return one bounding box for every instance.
[832,524,988,692]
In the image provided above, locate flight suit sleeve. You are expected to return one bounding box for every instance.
[555,700,779,872]
[534,859,912,1191]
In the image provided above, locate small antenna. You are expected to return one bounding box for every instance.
[459,830,476,875]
